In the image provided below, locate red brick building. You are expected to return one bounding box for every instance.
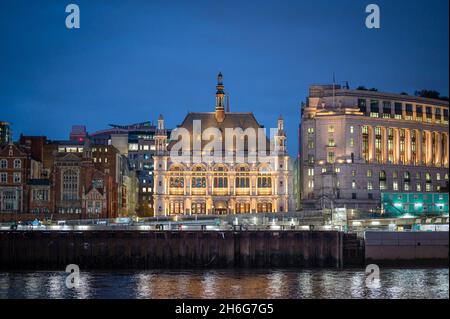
[0,143,30,214]
[0,136,128,221]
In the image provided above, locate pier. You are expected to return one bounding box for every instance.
[0,230,363,270]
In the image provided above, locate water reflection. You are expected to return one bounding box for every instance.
[0,268,448,299]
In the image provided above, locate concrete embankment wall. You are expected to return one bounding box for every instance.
[365,231,449,265]
[0,230,361,270]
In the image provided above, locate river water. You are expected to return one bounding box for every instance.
[0,268,448,299]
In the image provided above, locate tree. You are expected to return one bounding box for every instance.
[415,90,449,101]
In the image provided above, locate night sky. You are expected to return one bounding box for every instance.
[1,0,448,155]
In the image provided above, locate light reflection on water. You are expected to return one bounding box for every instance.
[0,268,448,299]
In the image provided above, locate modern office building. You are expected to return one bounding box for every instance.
[153,73,294,216]
[0,122,11,145]
[300,84,449,211]
[91,122,171,216]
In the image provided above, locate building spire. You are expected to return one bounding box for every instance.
[215,72,225,123]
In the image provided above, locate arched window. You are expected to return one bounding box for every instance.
[62,169,78,201]
[379,171,386,180]
[0,160,7,169]
[13,159,21,169]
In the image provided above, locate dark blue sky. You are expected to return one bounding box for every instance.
[1,0,448,155]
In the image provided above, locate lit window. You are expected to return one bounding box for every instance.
[349,138,354,147]
[352,170,356,177]
[335,168,341,173]
[367,170,373,178]
[321,168,327,173]
[367,181,373,190]
[416,183,421,192]
[393,181,399,191]
[436,173,441,181]
[328,125,335,133]
[13,172,21,183]
[327,152,335,163]
[13,159,21,169]
[352,180,356,189]
[328,138,335,147]
[350,126,354,134]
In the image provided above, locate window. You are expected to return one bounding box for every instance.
[394,102,403,119]
[214,177,228,188]
[383,101,392,118]
[13,159,21,169]
[328,138,335,147]
[367,170,373,178]
[327,152,335,163]
[426,107,432,122]
[307,127,314,134]
[62,169,78,201]
[13,172,21,183]
[405,104,413,120]
[321,168,327,173]
[352,180,356,189]
[308,180,314,189]
[352,193,357,200]
[192,177,207,188]
[367,181,373,190]
[416,183,422,192]
[349,138,354,147]
[350,126,354,134]
[352,170,356,177]
[335,167,341,173]
[370,100,379,117]
[0,160,7,169]
[32,189,49,201]
[235,177,249,188]
[435,108,442,123]
[0,173,6,183]
[393,181,399,191]
[437,173,441,181]
[170,177,184,188]
[328,125,335,133]
[415,105,423,122]
[308,140,314,149]
[358,99,367,113]
[307,168,314,176]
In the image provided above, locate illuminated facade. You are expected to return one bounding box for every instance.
[153,73,294,216]
[300,85,449,211]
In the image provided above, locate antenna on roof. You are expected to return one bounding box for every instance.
[332,72,336,108]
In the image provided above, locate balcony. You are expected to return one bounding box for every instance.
[235,188,250,196]
[169,188,184,195]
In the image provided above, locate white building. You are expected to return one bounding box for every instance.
[300,84,449,211]
[153,73,294,216]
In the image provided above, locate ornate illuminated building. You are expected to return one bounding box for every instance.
[153,73,294,216]
[300,85,449,211]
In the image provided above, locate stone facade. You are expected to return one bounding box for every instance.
[153,73,294,216]
[300,85,449,211]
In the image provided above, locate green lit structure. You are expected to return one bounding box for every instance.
[382,193,449,217]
